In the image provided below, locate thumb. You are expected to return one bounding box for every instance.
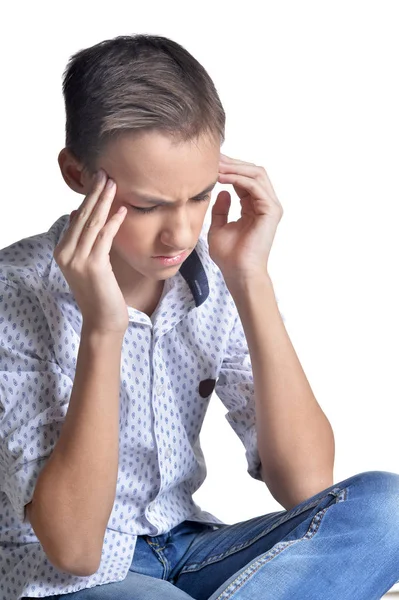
[209,191,231,232]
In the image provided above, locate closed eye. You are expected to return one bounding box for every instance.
[129,194,211,214]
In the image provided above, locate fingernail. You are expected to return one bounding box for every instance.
[96,169,105,182]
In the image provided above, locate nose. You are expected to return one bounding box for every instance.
[160,206,193,251]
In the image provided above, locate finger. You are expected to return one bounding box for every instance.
[62,170,108,247]
[74,178,118,260]
[58,174,116,260]
[219,162,262,178]
[216,172,269,214]
[209,191,231,231]
[219,163,278,200]
[90,206,127,261]
[220,153,256,166]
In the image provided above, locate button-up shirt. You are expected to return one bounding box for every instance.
[0,214,285,599]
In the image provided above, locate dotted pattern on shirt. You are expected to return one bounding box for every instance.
[0,214,285,599]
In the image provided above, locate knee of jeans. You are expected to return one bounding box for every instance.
[347,470,399,496]
[347,470,399,534]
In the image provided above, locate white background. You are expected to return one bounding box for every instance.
[1,1,398,592]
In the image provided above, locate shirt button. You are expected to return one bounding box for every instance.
[156,384,164,395]
[165,446,172,458]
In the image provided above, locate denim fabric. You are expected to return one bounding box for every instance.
[25,470,399,599]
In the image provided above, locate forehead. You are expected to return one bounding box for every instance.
[100,130,221,196]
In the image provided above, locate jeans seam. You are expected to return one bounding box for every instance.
[157,551,170,579]
[213,504,335,599]
[180,486,348,573]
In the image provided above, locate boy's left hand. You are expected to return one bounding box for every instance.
[208,153,284,284]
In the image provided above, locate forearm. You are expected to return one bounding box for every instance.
[28,326,124,575]
[227,275,335,511]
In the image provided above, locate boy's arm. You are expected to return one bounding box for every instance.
[225,275,335,511]
[26,326,124,576]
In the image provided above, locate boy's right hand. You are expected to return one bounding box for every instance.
[54,169,129,336]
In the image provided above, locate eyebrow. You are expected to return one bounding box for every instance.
[128,180,218,205]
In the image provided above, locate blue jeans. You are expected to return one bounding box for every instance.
[39,470,399,599]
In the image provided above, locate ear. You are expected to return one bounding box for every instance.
[58,148,94,195]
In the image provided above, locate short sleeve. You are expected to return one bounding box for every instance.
[214,294,286,481]
[0,280,73,525]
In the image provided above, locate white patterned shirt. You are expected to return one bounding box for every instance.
[0,214,285,599]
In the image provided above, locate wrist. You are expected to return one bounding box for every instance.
[224,272,273,296]
[81,324,126,343]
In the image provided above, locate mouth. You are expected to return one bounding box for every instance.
[152,250,189,266]
[154,252,187,258]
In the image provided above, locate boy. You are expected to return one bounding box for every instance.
[1,34,399,600]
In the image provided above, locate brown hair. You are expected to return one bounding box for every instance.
[61,34,226,174]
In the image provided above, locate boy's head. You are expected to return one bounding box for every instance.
[57,34,225,292]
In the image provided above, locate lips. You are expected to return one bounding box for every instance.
[152,250,190,266]
[154,251,187,258]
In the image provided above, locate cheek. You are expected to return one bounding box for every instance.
[113,217,148,249]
